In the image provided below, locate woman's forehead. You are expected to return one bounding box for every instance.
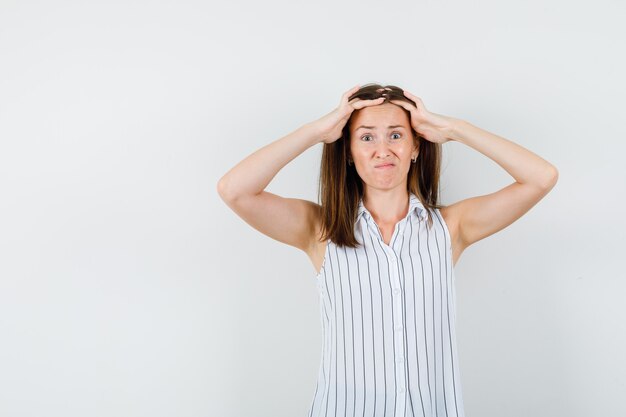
[351,104,409,128]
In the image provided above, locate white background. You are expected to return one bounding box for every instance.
[1,1,624,416]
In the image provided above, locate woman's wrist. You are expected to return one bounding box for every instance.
[302,121,325,145]
[446,118,470,142]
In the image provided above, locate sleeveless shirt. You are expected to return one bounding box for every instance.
[307,192,466,417]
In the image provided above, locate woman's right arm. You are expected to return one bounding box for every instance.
[217,85,384,253]
[216,122,323,253]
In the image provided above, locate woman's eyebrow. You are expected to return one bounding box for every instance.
[355,125,406,131]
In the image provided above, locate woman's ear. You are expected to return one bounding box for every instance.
[411,136,420,161]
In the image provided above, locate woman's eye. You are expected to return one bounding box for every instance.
[361,133,402,141]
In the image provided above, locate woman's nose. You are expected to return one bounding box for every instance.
[375,139,392,154]
[375,147,390,158]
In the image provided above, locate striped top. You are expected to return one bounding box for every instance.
[307,192,466,417]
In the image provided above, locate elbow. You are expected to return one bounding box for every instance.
[216,176,233,202]
[217,175,248,203]
[540,165,559,190]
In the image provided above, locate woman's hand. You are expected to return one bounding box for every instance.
[311,85,385,144]
[390,90,457,144]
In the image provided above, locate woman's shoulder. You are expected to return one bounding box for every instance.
[437,204,466,266]
[438,204,457,231]
[308,204,328,275]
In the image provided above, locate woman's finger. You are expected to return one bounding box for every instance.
[351,97,384,109]
[389,99,411,111]
[402,89,420,100]
[402,90,424,107]
[342,84,361,103]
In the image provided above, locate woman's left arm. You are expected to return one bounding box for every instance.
[445,118,559,249]
[391,90,559,250]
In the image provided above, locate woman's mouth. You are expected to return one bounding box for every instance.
[375,163,395,169]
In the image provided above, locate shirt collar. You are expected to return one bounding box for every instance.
[357,192,428,222]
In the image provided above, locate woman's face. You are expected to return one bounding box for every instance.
[349,102,418,192]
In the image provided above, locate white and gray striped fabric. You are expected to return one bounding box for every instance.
[308,192,466,417]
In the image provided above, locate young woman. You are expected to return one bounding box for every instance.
[217,83,558,417]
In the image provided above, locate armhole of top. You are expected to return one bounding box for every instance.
[314,238,331,280]
[436,208,453,253]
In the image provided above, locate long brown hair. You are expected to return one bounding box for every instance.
[317,83,445,248]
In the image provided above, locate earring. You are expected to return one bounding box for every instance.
[411,156,417,163]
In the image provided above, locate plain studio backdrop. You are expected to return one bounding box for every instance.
[0,0,624,416]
